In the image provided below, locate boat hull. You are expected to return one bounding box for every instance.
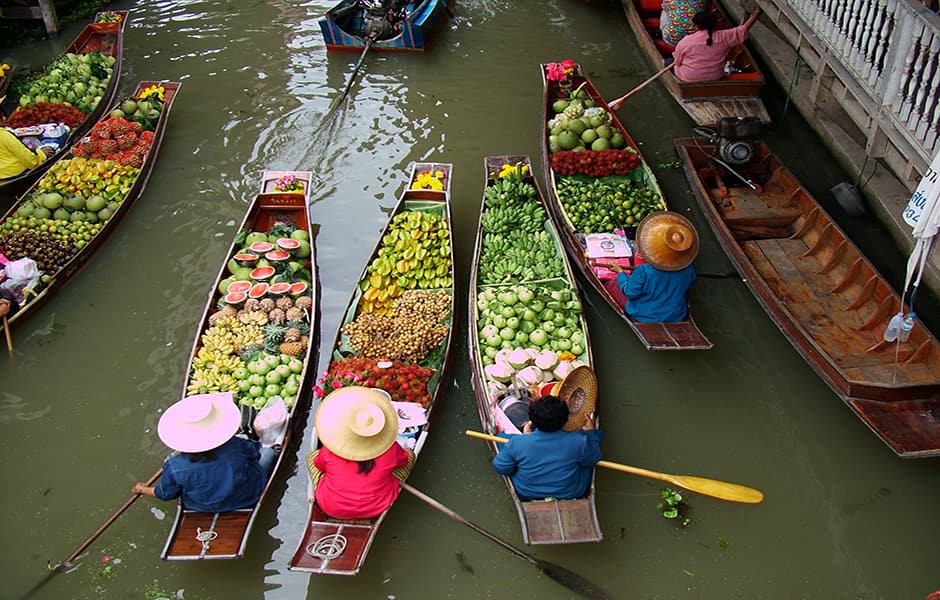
[319,0,448,51]
[288,161,457,574]
[539,65,712,350]
[620,0,769,126]
[675,137,940,457]
[161,172,320,559]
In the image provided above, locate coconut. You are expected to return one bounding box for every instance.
[553,360,576,380]
[484,363,514,383]
[534,349,558,370]
[494,348,514,365]
[525,347,539,360]
[507,349,531,370]
[541,370,556,383]
[487,380,508,397]
[516,366,543,387]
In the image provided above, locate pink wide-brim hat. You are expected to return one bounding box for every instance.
[157,392,241,453]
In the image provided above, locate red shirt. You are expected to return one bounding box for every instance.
[314,444,410,519]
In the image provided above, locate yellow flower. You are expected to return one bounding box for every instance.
[139,85,165,101]
[411,171,444,190]
[497,162,529,179]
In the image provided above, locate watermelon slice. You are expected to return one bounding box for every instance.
[250,266,275,280]
[233,252,259,267]
[248,283,269,299]
[269,282,292,295]
[249,241,275,254]
[227,280,252,294]
[224,291,248,305]
[277,237,302,253]
[289,281,309,296]
[265,250,290,262]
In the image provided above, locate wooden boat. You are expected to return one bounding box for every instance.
[539,63,713,350]
[0,11,129,192]
[319,0,449,51]
[0,80,180,327]
[289,161,457,574]
[468,155,602,544]
[620,0,769,126]
[675,136,940,458]
[161,170,319,559]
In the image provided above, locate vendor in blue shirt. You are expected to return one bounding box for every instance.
[133,392,277,513]
[602,211,699,322]
[492,394,602,501]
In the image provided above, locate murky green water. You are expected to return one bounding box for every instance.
[2,1,938,599]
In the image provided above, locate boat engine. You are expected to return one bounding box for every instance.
[715,116,761,166]
[358,0,407,41]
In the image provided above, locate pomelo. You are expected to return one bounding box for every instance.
[610,133,626,148]
[265,250,290,263]
[276,237,301,253]
[557,131,579,151]
[233,252,258,267]
[294,240,311,258]
[566,119,587,136]
[288,281,309,296]
[249,241,275,254]
[218,276,236,295]
[591,138,611,151]
[290,229,308,241]
[581,129,598,144]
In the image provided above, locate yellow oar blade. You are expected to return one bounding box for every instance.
[465,430,764,504]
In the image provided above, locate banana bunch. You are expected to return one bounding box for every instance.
[186,369,239,396]
[481,201,546,235]
[237,309,268,327]
[483,178,536,209]
[479,230,565,284]
[192,345,243,373]
[202,315,264,355]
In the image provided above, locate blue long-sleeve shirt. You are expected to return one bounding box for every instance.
[616,263,695,322]
[155,437,266,513]
[492,428,603,500]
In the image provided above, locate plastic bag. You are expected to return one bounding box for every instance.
[253,398,288,447]
[0,258,40,303]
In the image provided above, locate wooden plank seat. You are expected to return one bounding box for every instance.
[521,498,601,544]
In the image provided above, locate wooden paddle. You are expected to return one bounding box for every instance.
[466,430,764,504]
[2,313,13,366]
[607,63,674,111]
[400,482,614,600]
[23,468,163,599]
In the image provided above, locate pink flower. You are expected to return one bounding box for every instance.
[330,380,343,389]
[313,385,324,398]
[546,60,576,82]
[101,555,110,562]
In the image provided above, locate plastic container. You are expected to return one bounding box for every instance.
[899,313,916,342]
[883,312,903,342]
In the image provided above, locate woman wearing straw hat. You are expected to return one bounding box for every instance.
[306,386,415,519]
[492,393,602,502]
[601,211,699,323]
[132,392,276,513]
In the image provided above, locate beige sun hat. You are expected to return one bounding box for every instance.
[315,386,399,461]
[549,365,598,431]
[157,392,242,453]
[635,211,700,271]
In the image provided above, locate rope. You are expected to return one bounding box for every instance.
[195,527,218,553]
[306,533,348,559]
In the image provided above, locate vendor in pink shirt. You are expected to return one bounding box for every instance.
[306,386,414,519]
[673,4,761,82]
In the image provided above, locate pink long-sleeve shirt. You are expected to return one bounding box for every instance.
[672,24,750,82]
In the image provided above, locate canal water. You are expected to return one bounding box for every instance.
[2,1,938,599]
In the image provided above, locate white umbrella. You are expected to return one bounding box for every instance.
[902,149,940,307]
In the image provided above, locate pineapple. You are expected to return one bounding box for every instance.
[285,307,305,323]
[259,298,277,313]
[263,323,288,354]
[283,328,302,343]
[278,341,304,356]
[285,320,310,336]
[275,296,293,311]
[268,308,286,325]
[294,296,313,312]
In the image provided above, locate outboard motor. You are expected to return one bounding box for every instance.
[715,116,761,166]
[359,0,403,41]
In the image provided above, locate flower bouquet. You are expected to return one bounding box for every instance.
[410,169,446,191]
[91,12,123,32]
[274,174,305,193]
[545,59,577,95]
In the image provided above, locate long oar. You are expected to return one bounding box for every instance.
[466,430,763,504]
[3,314,13,366]
[607,63,674,111]
[324,38,375,120]
[400,482,614,600]
[23,468,163,599]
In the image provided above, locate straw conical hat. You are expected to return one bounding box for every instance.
[315,386,398,461]
[157,392,242,453]
[635,211,700,271]
[549,365,598,431]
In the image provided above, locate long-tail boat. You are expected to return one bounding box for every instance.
[0,80,180,327]
[161,170,320,559]
[675,136,940,458]
[539,62,713,350]
[619,0,769,126]
[0,11,129,192]
[468,155,602,544]
[289,161,457,574]
[319,0,449,51]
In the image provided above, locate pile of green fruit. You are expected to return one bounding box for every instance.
[476,284,586,362]
[555,175,666,231]
[478,172,564,284]
[547,92,626,153]
[15,51,115,114]
[359,209,452,315]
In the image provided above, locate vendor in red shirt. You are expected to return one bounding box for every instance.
[306,386,414,519]
[673,4,761,82]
